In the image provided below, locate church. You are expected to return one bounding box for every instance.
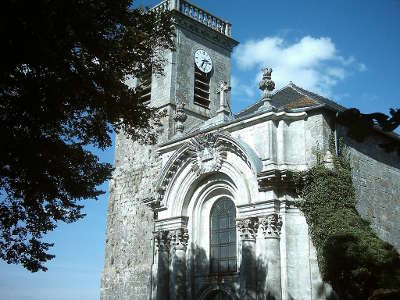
[100,1,400,299]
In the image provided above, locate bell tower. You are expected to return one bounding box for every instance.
[101,1,238,299]
[149,0,238,136]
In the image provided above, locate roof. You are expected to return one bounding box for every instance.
[235,82,345,118]
[233,82,400,143]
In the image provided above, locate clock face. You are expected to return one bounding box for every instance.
[194,49,213,73]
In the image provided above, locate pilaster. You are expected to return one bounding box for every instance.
[258,214,283,300]
[169,228,189,300]
[154,230,171,300]
[237,217,259,300]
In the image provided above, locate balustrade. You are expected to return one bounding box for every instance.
[151,0,232,37]
[151,0,170,13]
[180,0,231,36]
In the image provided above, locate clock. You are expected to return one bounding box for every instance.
[194,49,213,74]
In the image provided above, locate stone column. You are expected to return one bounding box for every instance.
[258,214,283,300]
[169,228,189,300]
[154,230,170,300]
[237,217,259,300]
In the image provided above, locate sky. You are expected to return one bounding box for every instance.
[1,1,399,299]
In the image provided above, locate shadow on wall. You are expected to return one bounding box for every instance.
[164,243,341,299]
[184,244,284,300]
[191,244,239,300]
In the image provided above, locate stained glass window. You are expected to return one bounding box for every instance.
[210,198,237,274]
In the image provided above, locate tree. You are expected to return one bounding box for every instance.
[337,108,400,154]
[0,0,174,272]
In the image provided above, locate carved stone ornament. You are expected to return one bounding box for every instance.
[168,228,189,250]
[174,101,187,135]
[259,67,275,97]
[155,132,254,208]
[236,217,259,241]
[187,132,227,175]
[154,230,170,251]
[258,67,275,110]
[259,214,282,239]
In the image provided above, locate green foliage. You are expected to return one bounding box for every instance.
[0,0,174,271]
[294,137,400,299]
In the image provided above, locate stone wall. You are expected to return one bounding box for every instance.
[100,132,162,300]
[338,126,400,251]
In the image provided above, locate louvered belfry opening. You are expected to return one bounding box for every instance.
[194,65,210,107]
[137,72,152,103]
[210,197,237,274]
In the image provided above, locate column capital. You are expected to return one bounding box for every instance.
[154,230,171,251]
[168,228,189,251]
[259,213,282,239]
[237,217,259,241]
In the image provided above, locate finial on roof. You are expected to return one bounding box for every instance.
[258,67,275,111]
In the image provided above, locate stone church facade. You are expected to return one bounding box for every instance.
[100,1,400,299]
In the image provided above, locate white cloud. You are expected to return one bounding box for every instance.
[233,36,366,97]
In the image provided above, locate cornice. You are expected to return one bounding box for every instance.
[257,169,297,191]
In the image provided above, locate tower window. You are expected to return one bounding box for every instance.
[210,198,237,274]
[194,66,210,108]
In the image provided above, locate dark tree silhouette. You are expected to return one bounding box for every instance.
[0,0,174,271]
[337,108,400,154]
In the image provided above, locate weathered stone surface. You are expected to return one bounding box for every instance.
[101,132,162,300]
[338,125,400,251]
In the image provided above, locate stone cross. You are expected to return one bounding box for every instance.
[216,80,231,115]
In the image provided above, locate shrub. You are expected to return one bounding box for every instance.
[294,137,400,299]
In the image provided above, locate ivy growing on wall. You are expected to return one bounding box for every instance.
[293,137,400,300]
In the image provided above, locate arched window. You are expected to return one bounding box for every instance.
[210,198,237,274]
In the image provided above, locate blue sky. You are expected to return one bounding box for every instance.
[1,1,399,299]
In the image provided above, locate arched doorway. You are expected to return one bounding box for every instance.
[205,289,233,300]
